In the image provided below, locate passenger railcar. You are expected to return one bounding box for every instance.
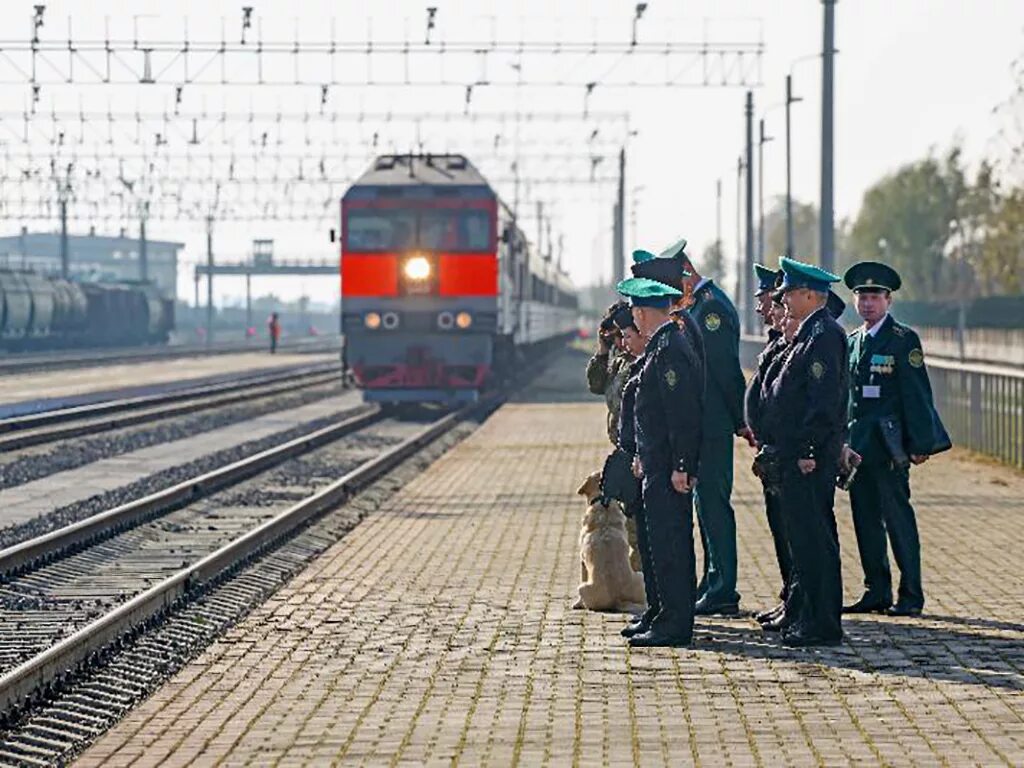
[341,153,578,403]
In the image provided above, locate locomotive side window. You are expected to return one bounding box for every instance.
[346,211,417,251]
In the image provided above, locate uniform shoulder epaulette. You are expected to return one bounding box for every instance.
[811,319,824,337]
[892,322,907,338]
[656,331,670,351]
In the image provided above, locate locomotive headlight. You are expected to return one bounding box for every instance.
[403,255,431,281]
[455,311,473,329]
[364,312,382,329]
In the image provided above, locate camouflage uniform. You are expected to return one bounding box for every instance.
[587,347,635,445]
[586,345,640,571]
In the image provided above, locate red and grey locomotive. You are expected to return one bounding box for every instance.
[340,153,577,403]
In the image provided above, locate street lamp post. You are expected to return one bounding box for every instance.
[785,74,802,257]
[735,155,744,304]
[758,118,773,267]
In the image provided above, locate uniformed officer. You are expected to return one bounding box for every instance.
[614,306,659,637]
[587,301,636,446]
[615,276,704,647]
[744,266,792,625]
[658,238,748,616]
[629,246,704,363]
[763,257,849,646]
[841,261,949,617]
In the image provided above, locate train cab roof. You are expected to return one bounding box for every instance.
[345,154,494,200]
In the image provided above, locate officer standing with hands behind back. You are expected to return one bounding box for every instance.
[765,257,849,647]
[615,276,704,648]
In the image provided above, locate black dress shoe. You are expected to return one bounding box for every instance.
[780,629,843,647]
[628,629,692,648]
[694,597,740,616]
[885,603,923,617]
[760,611,793,633]
[756,602,785,624]
[842,595,892,614]
[620,620,650,638]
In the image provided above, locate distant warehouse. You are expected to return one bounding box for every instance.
[0,229,182,300]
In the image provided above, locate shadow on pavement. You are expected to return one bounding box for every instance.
[692,616,1024,692]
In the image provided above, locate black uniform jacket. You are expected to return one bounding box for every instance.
[847,314,948,464]
[764,306,849,462]
[617,354,646,457]
[743,328,784,442]
[634,321,704,477]
[688,280,746,434]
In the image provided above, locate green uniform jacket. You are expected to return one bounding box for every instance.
[587,347,635,445]
[847,314,944,464]
[688,280,746,437]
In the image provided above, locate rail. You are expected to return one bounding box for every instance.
[740,336,1023,470]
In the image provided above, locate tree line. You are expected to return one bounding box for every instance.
[698,146,1023,302]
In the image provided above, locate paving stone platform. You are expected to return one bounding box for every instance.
[77,348,1024,767]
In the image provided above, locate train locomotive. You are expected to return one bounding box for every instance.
[0,270,174,351]
[341,153,578,403]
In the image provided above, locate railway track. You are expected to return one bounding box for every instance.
[0,335,340,377]
[0,387,496,765]
[0,362,341,452]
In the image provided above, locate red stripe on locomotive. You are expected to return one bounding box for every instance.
[341,253,399,297]
[438,253,497,297]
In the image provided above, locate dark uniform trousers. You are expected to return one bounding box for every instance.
[763,489,792,600]
[641,471,695,638]
[780,458,843,640]
[849,460,922,608]
[627,490,660,620]
[695,437,738,603]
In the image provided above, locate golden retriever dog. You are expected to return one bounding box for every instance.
[572,472,646,613]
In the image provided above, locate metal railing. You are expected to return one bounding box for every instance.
[740,336,1024,469]
[928,359,1023,469]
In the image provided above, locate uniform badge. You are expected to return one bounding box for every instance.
[810,360,826,380]
[664,368,678,389]
[908,348,924,368]
[704,313,721,332]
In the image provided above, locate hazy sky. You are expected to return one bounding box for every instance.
[0,0,1020,305]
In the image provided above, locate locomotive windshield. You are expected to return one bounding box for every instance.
[346,209,491,252]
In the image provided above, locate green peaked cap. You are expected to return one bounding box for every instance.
[631,249,657,264]
[616,276,682,308]
[657,237,688,261]
[779,256,840,293]
[753,263,780,295]
[843,260,902,292]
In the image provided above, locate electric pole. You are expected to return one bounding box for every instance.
[744,90,755,334]
[206,215,214,345]
[820,0,836,271]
